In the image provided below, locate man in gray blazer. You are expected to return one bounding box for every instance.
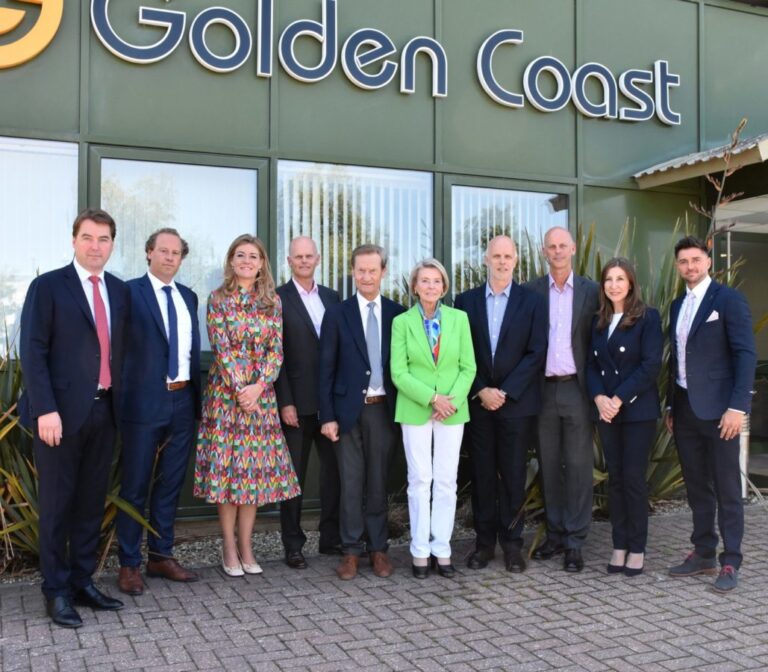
[526,227,599,572]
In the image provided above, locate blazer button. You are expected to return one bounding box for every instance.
[615,370,619,374]
[365,370,371,376]
[619,346,626,352]
[594,350,598,356]
[601,370,605,376]
[361,389,367,394]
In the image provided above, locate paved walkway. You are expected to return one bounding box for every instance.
[1,506,767,672]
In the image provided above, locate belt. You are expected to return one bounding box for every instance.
[94,388,111,400]
[364,395,387,405]
[545,375,577,383]
[167,381,189,391]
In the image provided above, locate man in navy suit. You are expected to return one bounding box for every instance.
[20,208,129,628]
[116,228,201,596]
[666,236,756,592]
[276,236,342,569]
[318,244,406,580]
[454,236,547,573]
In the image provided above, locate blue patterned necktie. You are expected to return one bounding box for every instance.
[366,302,383,389]
[162,285,179,380]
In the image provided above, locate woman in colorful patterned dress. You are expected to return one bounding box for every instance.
[194,235,300,576]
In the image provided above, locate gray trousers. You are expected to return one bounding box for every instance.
[536,379,594,549]
[335,403,396,555]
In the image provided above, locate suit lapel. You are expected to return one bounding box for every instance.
[105,272,126,336]
[571,276,587,337]
[407,305,436,367]
[688,281,719,339]
[381,299,396,367]
[63,263,95,329]
[285,281,319,340]
[343,297,369,364]
[497,283,521,345]
[138,274,168,342]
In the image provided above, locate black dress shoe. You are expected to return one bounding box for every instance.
[504,549,527,573]
[318,544,344,556]
[431,556,456,578]
[73,585,124,611]
[285,550,308,569]
[532,539,565,560]
[466,548,495,570]
[46,596,83,629]
[563,548,584,573]
[412,563,429,579]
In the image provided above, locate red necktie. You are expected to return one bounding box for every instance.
[89,276,111,389]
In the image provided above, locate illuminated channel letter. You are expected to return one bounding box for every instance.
[400,36,447,98]
[524,56,572,112]
[654,60,681,126]
[0,0,64,70]
[572,62,618,119]
[341,29,397,90]
[476,29,525,108]
[91,0,185,65]
[618,69,655,122]
[278,0,337,83]
[189,7,252,73]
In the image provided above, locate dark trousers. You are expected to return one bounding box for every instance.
[466,402,533,552]
[280,413,341,552]
[673,386,743,569]
[598,419,655,553]
[536,379,594,549]
[33,397,115,599]
[335,403,395,555]
[117,387,196,566]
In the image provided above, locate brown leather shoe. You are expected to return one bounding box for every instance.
[370,551,393,578]
[118,567,144,596]
[146,558,199,582]
[335,554,359,580]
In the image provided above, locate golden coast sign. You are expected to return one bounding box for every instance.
[0,0,63,69]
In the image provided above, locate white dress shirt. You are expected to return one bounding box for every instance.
[148,271,193,383]
[356,292,385,396]
[73,259,111,334]
[293,277,325,337]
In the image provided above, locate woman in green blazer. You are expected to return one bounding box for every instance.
[391,259,477,578]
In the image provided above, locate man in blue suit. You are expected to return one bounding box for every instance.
[20,208,129,628]
[116,228,201,595]
[454,235,547,573]
[318,244,406,580]
[666,236,756,592]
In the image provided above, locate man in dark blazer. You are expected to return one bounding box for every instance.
[666,236,756,592]
[318,244,406,580]
[276,236,342,569]
[19,208,129,628]
[526,226,600,572]
[116,228,201,596]
[454,235,547,572]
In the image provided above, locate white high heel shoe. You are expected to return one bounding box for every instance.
[239,552,263,575]
[222,551,244,577]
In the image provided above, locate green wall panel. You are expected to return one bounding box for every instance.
[87,0,269,153]
[580,0,699,182]
[275,0,434,166]
[0,1,80,135]
[582,186,697,285]
[704,5,768,147]
[440,0,577,179]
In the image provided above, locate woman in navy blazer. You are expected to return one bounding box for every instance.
[587,258,663,577]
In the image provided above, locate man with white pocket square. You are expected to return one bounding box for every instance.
[665,236,756,592]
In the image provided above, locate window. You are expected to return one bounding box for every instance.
[277,161,433,304]
[0,137,79,355]
[100,158,258,350]
[451,186,569,294]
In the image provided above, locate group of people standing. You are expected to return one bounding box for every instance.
[18,208,756,630]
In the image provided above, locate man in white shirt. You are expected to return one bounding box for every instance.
[275,237,341,569]
[117,228,202,595]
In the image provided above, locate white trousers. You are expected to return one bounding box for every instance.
[401,420,464,559]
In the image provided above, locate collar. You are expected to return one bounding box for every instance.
[687,275,712,300]
[148,271,177,293]
[73,259,105,283]
[356,292,381,311]
[485,281,512,298]
[292,277,318,296]
[548,271,574,290]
